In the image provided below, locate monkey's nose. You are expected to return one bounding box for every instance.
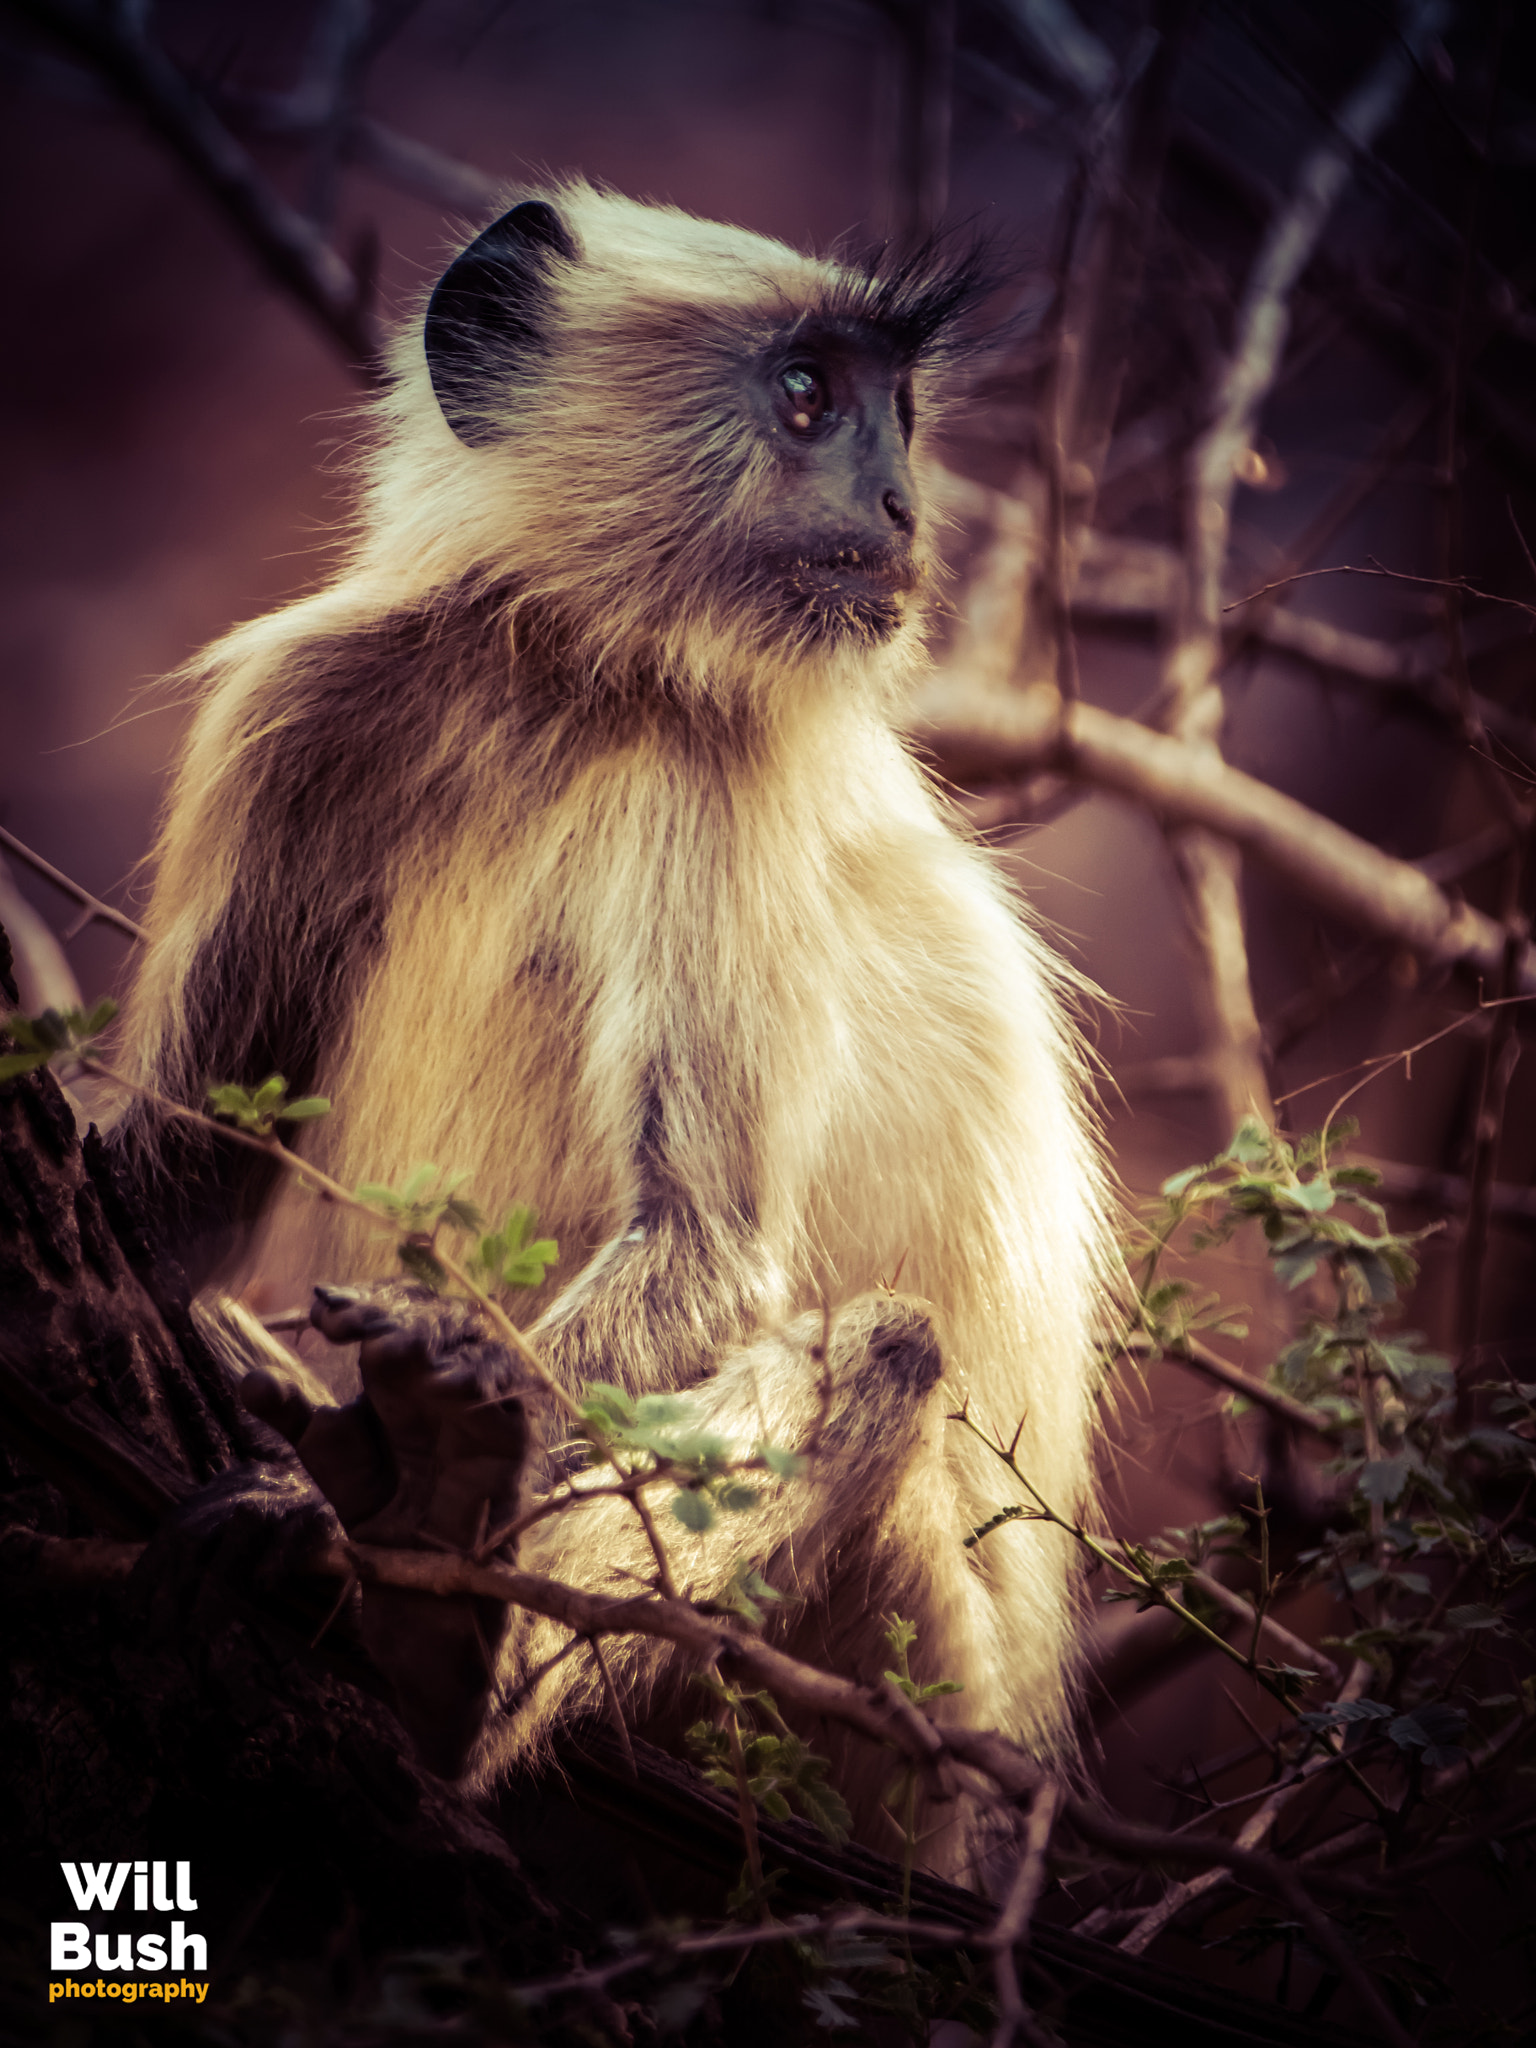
[882,488,914,532]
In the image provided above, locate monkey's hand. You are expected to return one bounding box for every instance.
[131,1461,348,1645]
[239,1283,531,1779]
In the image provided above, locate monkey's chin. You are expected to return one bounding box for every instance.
[772,567,915,646]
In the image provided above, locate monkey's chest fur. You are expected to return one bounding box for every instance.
[254,706,966,1389]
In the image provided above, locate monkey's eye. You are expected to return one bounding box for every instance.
[778,364,830,433]
[896,379,915,444]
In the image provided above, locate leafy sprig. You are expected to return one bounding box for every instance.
[0,998,119,1080]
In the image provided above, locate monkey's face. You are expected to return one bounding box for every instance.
[417,187,986,687]
[745,327,922,648]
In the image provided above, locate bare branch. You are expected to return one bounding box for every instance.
[0,826,146,945]
[1183,0,1448,665]
[348,115,502,214]
[996,0,1114,103]
[1060,1796,1417,2048]
[1181,1566,1339,1682]
[7,0,381,376]
[986,1777,1062,2048]
[1367,1154,1536,1229]
[911,684,1536,994]
[1115,1656,1371,1954]
[1151,0,1445,1139]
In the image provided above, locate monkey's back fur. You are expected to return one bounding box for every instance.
[116,181,1114,1870]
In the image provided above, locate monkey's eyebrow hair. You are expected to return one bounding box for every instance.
[808,242,995,361]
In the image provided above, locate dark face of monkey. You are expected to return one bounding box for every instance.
[423,198,979,662]
[749,326,918,643]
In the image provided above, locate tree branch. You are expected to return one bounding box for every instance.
[909,683,1536,995]
[1060,1796,1417,2048]
[1152,0,1446,1139]
[986,1777,1062,2048]
[6,0,382,376]
[0,826,146,945]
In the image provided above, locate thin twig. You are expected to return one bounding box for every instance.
[0,826,146,944]
[588,1634,637,1779]
[1226,559,1536,622]
[1183,1565,1339,1682]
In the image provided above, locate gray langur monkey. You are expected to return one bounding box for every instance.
[112,182,1115,1872]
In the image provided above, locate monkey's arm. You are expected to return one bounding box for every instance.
[111,594,514,1286]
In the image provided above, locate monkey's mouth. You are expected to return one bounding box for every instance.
[768,543,920,643]
[791,543,918,593]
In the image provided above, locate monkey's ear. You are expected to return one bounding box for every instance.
[425,199,580,447]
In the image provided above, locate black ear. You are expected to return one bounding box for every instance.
[424,200,579,447]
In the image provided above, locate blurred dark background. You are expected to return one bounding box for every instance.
[1,0,1533,2027]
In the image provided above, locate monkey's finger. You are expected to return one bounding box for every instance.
[310,1284,400,1346]
[239,1368,317,1446]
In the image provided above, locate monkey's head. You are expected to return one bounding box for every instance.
[372,182,989,712]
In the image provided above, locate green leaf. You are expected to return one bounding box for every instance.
[1358,1456,1412,1507]
[721,1565,784,1625]
[396,1241,445,1289]
[1461,1427,1536,1464]
[2,999,121,1078]
[1262,1663,1321,1697]
[803,1985,859,2029]
[760,1444,806,1481]
[500,1238,559,1288]
[1224,1117,1273,1165]
[1151,1555,1196,1584]
[1288,1179,1336,1214]
[1445,1603,1506,1633]
[670,1489,714,1533]
[964,1503,1030,1548]
[1346,1249,1400,1305]
[1332,1165,1382,1188]
[79,997,120,1036]
[1387,1703,1467,1766]
[282,1095,331,1122]
[580,1383,636,1428]
[1298,1698,1393,1731]
[1273,1240,1326,1289]
[788,1762,853,1846]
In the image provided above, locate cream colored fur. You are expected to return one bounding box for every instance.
[116,180,1114,1871]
